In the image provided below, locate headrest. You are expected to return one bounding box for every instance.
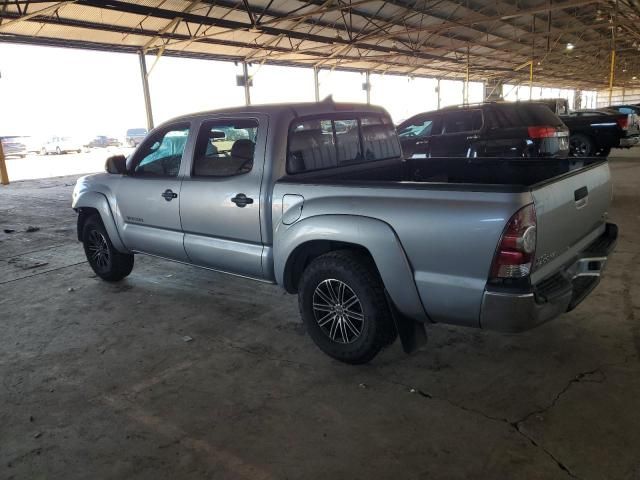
[231,139,254,160]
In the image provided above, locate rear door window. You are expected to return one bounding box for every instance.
[441,110,483,134]
[192,119,259,177]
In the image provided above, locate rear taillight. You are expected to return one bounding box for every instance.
[616,116,629,130]
[527,126,557,139]
[490,204,537,279]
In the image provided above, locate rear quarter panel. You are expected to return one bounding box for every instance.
[272,182,530,327]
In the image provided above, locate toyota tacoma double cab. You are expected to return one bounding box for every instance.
[72,100,617,364]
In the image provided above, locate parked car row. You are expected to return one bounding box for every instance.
[0,137,27,158]
[398,99,639,160]
[0,128,150,158]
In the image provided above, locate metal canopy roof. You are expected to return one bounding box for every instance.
[1,0,639,89]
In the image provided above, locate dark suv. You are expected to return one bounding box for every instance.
[397,103,569,159]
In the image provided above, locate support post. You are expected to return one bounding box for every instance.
[365,71,371,104]
[138,51,154,130]
[608,50,616,104]
[464,45,469,104]
[0,140,8,185]
[529,61,533,100]
[242,62,251,106]
[313,67,320,102]
[609,0,617,105]
[437,78,441,109]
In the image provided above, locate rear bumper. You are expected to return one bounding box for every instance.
[479,223,618,332]
[618,136,640,148]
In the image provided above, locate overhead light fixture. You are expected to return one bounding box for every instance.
[566,43,575,50]
[633,76,638,80]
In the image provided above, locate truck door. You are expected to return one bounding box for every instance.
[428,109,484,157]
[179,115,267,280]
[114,122,191,261]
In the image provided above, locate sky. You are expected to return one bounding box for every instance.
[0,42,485,140]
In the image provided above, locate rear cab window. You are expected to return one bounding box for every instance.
[287,114,401,174]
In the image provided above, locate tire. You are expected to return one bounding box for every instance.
[82,215,134,282]
[569,134,594,157]
[41,148,47,155]
[298,250,396,364]
[55,146,62,155]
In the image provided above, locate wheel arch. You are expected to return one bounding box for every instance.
[74,191,128,253]
[276,214,428,323]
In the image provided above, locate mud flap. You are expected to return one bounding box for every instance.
[385,291,427,354]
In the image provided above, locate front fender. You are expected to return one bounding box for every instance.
[275,214,429,323]
[73,190,128,253]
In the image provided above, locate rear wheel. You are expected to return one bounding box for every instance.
[298,250,396,364]
[82,215,134,281]
[569,134,594,157]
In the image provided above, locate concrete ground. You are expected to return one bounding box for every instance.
[1,154,639,480]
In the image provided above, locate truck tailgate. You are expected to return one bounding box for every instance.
[530,161,611,284]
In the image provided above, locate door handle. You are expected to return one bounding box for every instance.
[161,189,178,201]
[574,186,588,209]
[231,193,254,208]
[415,139,429,146]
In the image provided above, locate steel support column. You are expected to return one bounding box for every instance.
[0,140,9,185]
[138,51,154,130]
[313,66,320,102]
[437,78,441,109]
[365,71,371,104]
[242,62,251,106]
[464,45,469,104]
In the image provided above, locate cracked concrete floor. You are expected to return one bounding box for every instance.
[1,156,639,480]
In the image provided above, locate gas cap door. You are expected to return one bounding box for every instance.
[282,194,304,225]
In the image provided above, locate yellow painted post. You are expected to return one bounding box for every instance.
[608,50,616,104]
[0,140,9,185]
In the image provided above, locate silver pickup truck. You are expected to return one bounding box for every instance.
[72,101,617,364]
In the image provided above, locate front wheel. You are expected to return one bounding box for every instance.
[82,215,134,281]
[298,250,396,364]
[55,146,62,155]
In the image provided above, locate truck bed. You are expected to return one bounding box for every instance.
[279,157,605,191]
[274,156,611,328]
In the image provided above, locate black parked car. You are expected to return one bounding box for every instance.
[397,102,569,159]
[87,136,120,148]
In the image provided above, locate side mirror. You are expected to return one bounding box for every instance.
[105,154,127,174]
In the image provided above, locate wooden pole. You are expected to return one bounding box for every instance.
[0,140,9,185]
